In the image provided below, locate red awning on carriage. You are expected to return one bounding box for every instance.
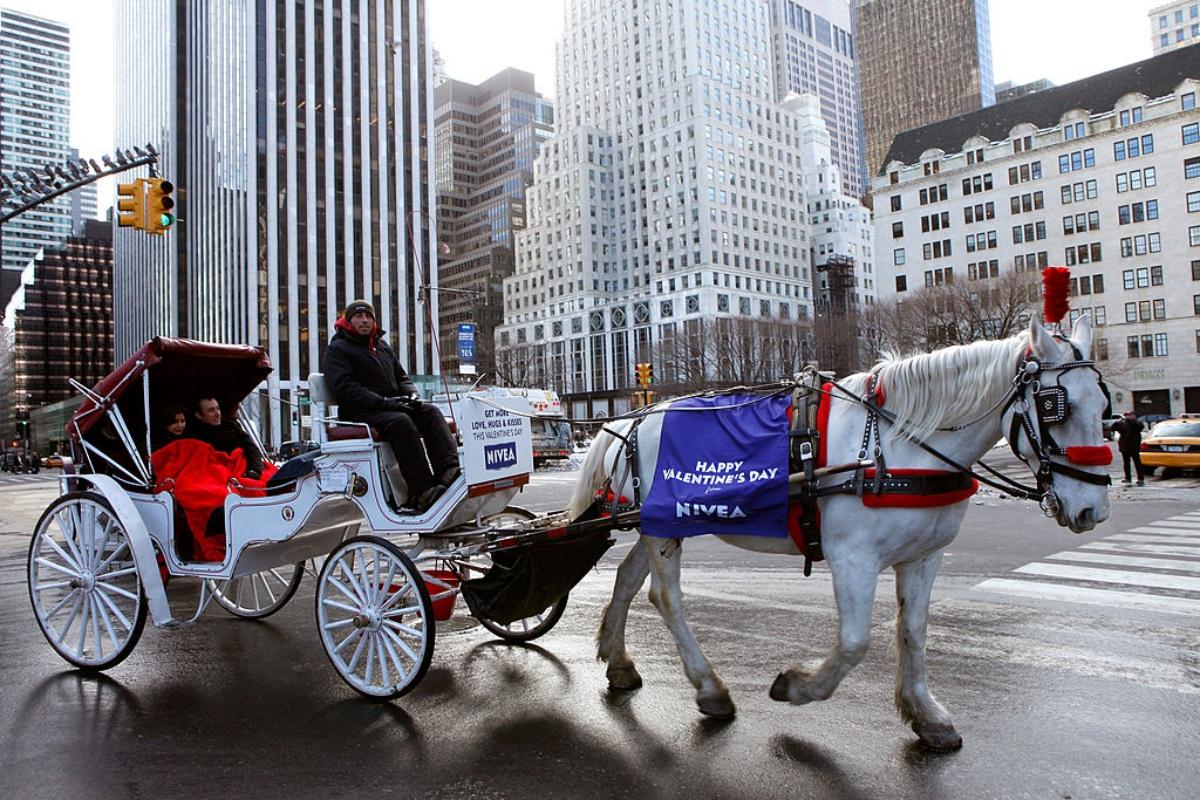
[68,337,273,441]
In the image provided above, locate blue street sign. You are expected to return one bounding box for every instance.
[457,322,477,365]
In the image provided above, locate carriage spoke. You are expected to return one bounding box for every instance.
[376,559,398,606]
[34,579,72,592]
[346,628,370,673]
[381,604,420,618]
[44,588,80,620]
[321,598,361,615]
[339,559,370,605]
[35,557,80,579]
[94,540,129,574]
[381,624,419,664]
[374,635,390,686]
[379,580,413,612]
[234,575,247,608]
[95,565,136,580]
[256,573,277,605]
[95,593,121,651]
[332,627,363,654]
[89,595,105,656]
[382,619,424,638]
[40,534,80,572]
[251,574,262,609]
[95,587,133,631]
[379,628,410,681]
[363,634,376,685]
[266,567,290,588]
[57,508,86,569]
[96,581,138,601]
[56,593,84,643]
[77,593,91,654]
[323,617,355,631]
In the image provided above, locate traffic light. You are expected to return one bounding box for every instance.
[635,362,650,387]
[145,178,175,234]
[646,363,654,385]
[116,179,146,229]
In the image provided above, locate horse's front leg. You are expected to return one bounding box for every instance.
[894,552,962,751]
[596,538,650,690]
[643,537,735,718]
[770,555,878,705]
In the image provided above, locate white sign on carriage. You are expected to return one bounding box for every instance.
[458,392,534,487]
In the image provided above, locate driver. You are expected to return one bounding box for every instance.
[323,299,460,512]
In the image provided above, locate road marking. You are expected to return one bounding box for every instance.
[1127,526,1200,536]
[974,578,1200,616]
[1107,534,1200,547]
[1083,541,1200,558]
[1013,562,1200,592]
[1045,550,1200,574]
[1131,519,1200,530]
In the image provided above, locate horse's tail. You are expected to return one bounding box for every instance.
[566,420,630,520]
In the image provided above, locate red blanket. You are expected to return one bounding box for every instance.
[151,439,278,562]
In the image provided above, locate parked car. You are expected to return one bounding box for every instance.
[1139,419,1200,477]
[1137,413,1171,428]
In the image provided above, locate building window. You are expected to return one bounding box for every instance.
[890,194,902,212]
[895,275,907,292]
[1189,191,1200,213]
[893,248,906,265]
[1183,92,1197,111]
[1191,225,1200,246]
[1186,157,1200,180]
[1184,123,1200,145]
[892,221,903,238]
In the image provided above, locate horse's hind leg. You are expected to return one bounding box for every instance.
[894,553,962,751]
[770,559,877,705]
[643,537,735,718]
[597,538,650,690]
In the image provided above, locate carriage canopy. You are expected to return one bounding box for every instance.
[69,337,272,441]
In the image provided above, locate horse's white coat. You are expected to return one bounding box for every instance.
[569,318,1111,749]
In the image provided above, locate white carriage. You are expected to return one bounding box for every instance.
[27,338,603,699]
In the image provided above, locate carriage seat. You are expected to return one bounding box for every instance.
[326,424,383,442]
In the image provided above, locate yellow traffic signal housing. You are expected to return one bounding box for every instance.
[646,363,654,385]
[145,178,175,234]
[635,362,649,387]
[116,179,146,229]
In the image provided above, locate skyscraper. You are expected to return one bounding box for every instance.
[1150,2,1200,54]
[434,68,554,377]
[68,148,98,234]
[113,0,437,445]
[854,0,994,182]
[496,0,873,417]
[0,9,72,277]
[767,0,866,200]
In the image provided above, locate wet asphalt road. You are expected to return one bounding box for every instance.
[1,459,1198,800]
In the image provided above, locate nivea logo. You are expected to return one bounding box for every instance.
[484,442,518,470]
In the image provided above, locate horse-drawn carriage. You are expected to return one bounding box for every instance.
[27,338,608,699]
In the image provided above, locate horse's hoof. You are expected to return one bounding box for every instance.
[769,672,791,702]
[697,693,736,718]
[913,720,963,752]
[606,665,643,691]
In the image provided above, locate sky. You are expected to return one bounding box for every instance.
[0,0,1175,217]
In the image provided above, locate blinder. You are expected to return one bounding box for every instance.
[1033,386,1069,425]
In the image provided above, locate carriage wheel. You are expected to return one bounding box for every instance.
[476,594,569,643]
[316,536,435,700]
[28,492,147,670]
[470,506,569,642]
[208,563,304,619]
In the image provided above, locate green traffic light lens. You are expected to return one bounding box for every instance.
[161,214,174,228]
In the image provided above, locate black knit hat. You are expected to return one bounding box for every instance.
[343,299,375,319]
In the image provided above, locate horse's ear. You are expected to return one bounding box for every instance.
[1070,314,1093,359]
[1029,317,1058,362]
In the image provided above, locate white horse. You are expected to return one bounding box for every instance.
[567,317,1111,750]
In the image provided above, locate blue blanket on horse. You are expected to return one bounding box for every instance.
[641,393,790,539]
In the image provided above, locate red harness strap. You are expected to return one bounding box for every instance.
[787,381,978,557]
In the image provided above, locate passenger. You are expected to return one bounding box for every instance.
[152,405,187,452]
[323,299,460,512]
[184,395,265,480]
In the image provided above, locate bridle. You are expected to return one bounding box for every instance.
[829,337,1112,514]
[1000,343,1112,516]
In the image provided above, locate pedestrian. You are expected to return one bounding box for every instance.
[323,299,460,512]
[1113,410,1145,486]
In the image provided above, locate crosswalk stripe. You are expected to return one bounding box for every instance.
[1165,513,1200,521]
[1131,519,1200,530]
[1014,562,1200,592]
[1083,541,1200,558]
[1045,551,1200,575]
[1126,526,1200,537]
[1106,533,1200,545]
[974,578,1200,616]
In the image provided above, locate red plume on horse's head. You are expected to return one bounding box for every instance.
[1041,266,1071,325]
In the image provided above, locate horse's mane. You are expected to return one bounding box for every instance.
[842,332,1031,443]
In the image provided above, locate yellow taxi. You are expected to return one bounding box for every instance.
[1140,415,1200,475]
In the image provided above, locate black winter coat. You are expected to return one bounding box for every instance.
[184,420,265,474]
[323,324,417,418]
[1113,417,1144,454]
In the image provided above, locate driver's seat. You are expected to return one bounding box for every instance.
[308,372,410,507]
